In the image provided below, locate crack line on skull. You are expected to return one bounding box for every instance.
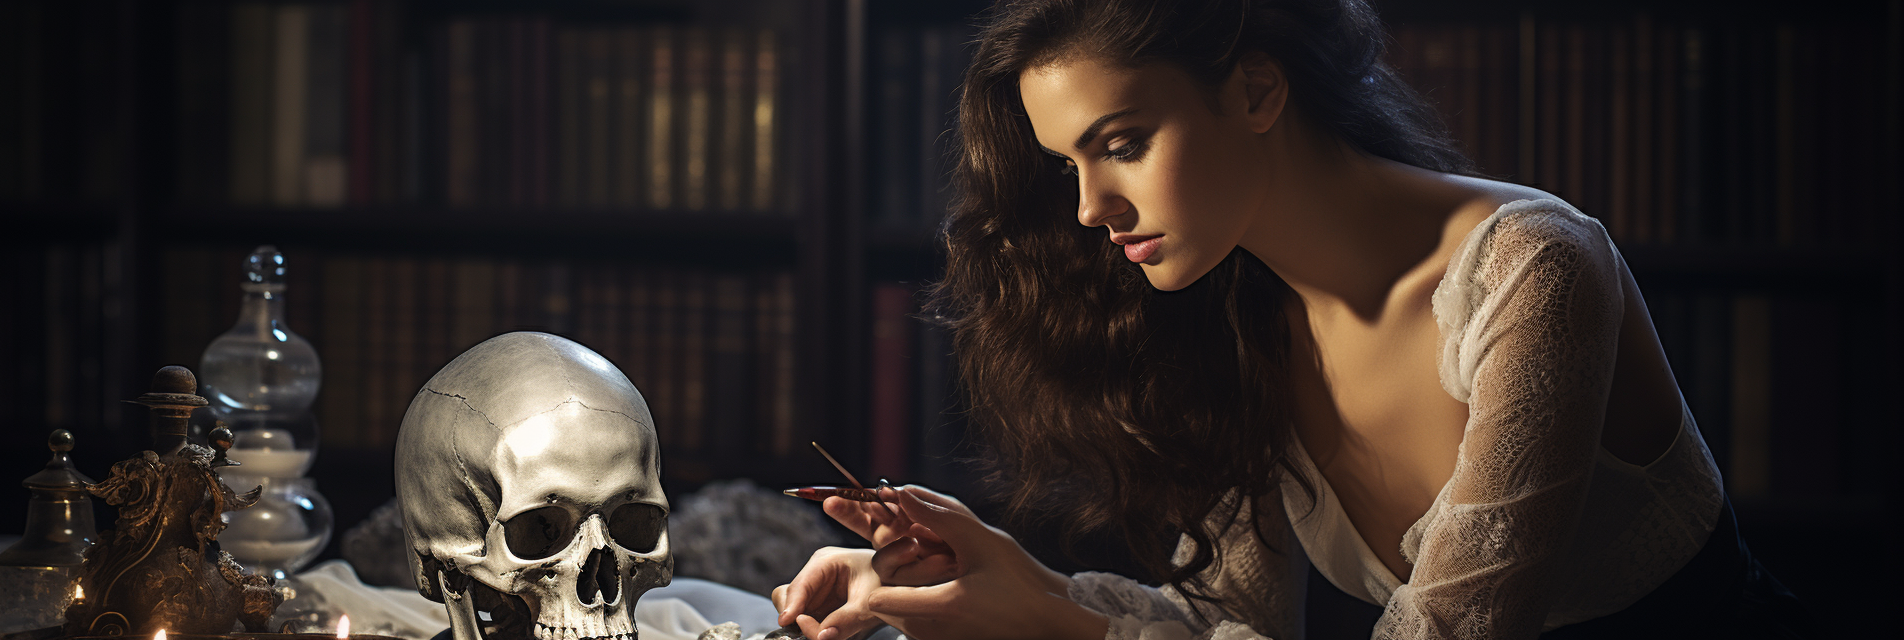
[421,386,502,528]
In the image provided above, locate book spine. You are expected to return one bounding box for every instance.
[647,26,675,209]
[652,270,680,448]
[530,19,551,207]
[1655,25,1680,245]
[708,275,751,461]
[1772,27,1799,246]
[375,1,406,203]
[271,4,310,207]
[445,19,479,208]
[1631,14,1655,245]
[868,283,915,481]
[305,3,349,207]
[681,271,709,453]
[229,3,273,206]
[174,0,231,205]
[615,28,646,209]
[556,29,582,208]
[717,28,749,211]
[918,28,946,227]
[450,258,497,354]
[751,29,778,212]
[681,28,711,211]
[873,26,917,226]
[1678,28,1704,244]
[349,0,374,205]
[1728,293,1772,497]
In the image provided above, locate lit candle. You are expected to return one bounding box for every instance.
[336,615,350,639]
[155,630,167,640]
[73,584,84,601]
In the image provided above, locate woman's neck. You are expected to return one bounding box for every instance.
[1238,129,1468,325]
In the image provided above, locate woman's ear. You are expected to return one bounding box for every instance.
[1236,52,1286,134]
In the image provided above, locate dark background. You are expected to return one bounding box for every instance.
[1,0,1897,637]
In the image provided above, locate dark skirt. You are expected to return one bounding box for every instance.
[1541,499,1810,639]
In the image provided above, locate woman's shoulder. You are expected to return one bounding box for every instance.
[1436,176,1613,275]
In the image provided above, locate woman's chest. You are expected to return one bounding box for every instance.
[1289,307,1469,581]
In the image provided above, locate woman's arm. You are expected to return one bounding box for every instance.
[775,486,1297,640]
[1381,205,1626,638]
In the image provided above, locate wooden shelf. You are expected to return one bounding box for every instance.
[147,205,804,263]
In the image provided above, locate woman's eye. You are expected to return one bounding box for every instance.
[1105,139,1149,162]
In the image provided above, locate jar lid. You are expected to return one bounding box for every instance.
[23,429,94,492]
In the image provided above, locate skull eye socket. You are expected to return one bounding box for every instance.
[503,506,577,560]
[607,503,665,552]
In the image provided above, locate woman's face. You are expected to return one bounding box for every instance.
[1019,56,1273,291]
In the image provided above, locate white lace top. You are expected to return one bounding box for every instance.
[1068,200,1727,640]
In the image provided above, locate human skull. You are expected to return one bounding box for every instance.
[396,332,670,640]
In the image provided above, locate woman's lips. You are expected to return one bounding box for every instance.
[1123,236,1162,263]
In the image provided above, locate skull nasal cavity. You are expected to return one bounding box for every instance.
[503,505,577,560]
[578,546,620,604]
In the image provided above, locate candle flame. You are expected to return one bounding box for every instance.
[155,630,166,640]
[74,585,84,600]
[337,615,350,639]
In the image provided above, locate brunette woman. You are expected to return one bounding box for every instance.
[772,0,1803,638]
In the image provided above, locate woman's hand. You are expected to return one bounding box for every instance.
[822,488,945,549]
[770,547,887,640]
[864,486,1110,640]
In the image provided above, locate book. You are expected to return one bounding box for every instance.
[647,26,675,209]
[444,19,479,208]
[271,4,310,207]
[615,28,647,209]
[229,3,273,206]
[872,25,919,226]
[868,282,916,481]
[757,271,797,458]
[751,28,778,212]
[1728,293,1771,497]
[175,0,231,205]
[584,28,614,208]
[717,28,750,211]
[681,28,712,211]
[707,274,751,460]
[556,28,583,208]
[305,2,348,207]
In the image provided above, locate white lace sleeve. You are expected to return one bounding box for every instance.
[1067,490,1304,640]
[1382,203,1625,639]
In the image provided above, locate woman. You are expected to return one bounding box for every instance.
[773,0,1802,638]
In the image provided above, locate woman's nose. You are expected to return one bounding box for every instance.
[1075,170,1128,228]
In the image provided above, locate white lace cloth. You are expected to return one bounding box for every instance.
[1067,200,1725,639]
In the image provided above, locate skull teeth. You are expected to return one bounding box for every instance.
[536,623,634,640]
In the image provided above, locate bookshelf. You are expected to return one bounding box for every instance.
[3,0,1898,635]
[1,0,868,561]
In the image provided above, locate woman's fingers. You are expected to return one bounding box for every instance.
[871,536,962,586]
[893,486,991,551]
[814,606,884,640]
[779,548,855,627]
[825,494,924,548]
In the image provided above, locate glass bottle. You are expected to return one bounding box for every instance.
[198,245,321,476]
[199,246,333,580]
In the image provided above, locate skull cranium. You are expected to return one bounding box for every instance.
[396,332,670,640]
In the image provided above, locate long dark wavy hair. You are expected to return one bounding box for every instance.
[922,0,1475,607]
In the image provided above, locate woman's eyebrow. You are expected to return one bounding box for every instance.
[1073,108,1139,150]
